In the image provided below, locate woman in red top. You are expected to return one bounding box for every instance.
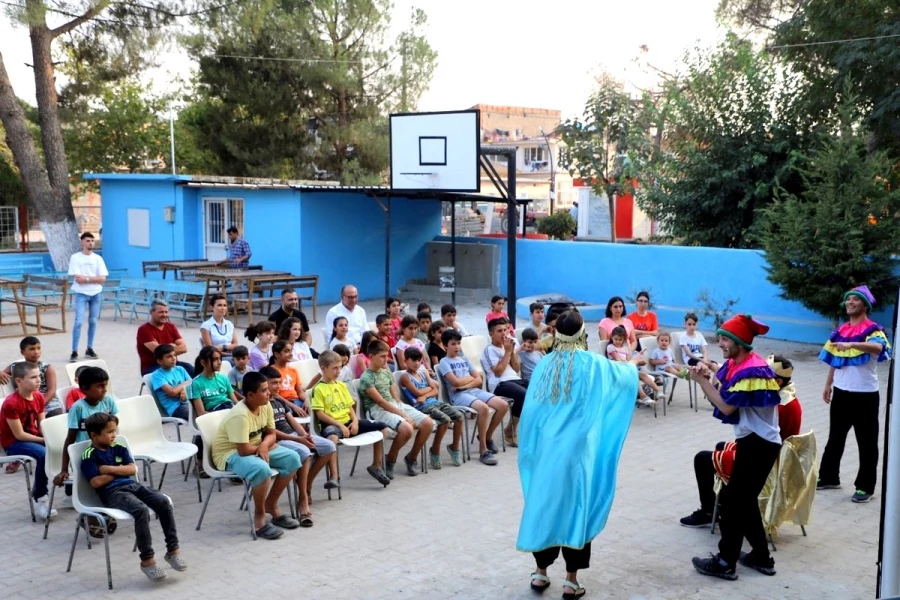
[627,291,659,349]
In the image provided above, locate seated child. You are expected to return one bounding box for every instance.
[607,326,660,405]
[360,340,434,478]
[0,336,62,417]
[246,321,277,370]
[227,345,250,401]
[394,315,427,371]
[354,331,377,379]
[374,314,397,366]
[517,329,544,382]
[260,366,337,525]
[386,297,403,341]
[329,316,355,352]
[438,329,508,466]
[65,365,88,411]
[679,312,717,370]
[268,340,309,414]
[417,302,432,314]
[0,361,54,519]
[398,347,464,468]
[79,412,187,581]
[332,344,354,383]
[310,351,391,486]
[427,320,447,369]
[649,332,685,378]
[190,346,237,417]
[209,372,302,539]
[523,302,547,338]
[151,344,192,420]
[485,294,510,325]
[441,304,469,336]
[55,366,119,498]
[416,311,432,345]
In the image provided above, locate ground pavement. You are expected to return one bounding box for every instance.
[0,300,887,599]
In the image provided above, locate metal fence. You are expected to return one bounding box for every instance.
[0,204,102,252]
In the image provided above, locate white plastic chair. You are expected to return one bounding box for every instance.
[54,385,76,414]
[65,437,171,589]
[0,394,36,522]
[434,370,488,462]
[669,330,700,412]
[218,361,231,375]
[289,358,321,391]
[347,379,424,475]
[65,359,111,392]
[40,413,72,539]
[597,340,610,358]
[115,396,198,497]
[460,335,488,374]
[194,410,291,539]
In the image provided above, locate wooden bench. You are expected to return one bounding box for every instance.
[0,275,68,334]
[114,277,207,325]
[233,274,319,322]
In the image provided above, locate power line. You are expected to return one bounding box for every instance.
[766,33,900,51]
[212,54,365,64]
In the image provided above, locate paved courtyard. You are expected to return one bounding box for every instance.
[0,299,887,599]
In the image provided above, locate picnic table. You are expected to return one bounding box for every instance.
[0,275,67,336]
[0,277,28,336]
[196,270,319,326]
[157,260,227,279]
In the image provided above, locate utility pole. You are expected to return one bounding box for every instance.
[539,127,555,214]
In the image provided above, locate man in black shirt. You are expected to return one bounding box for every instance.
[269,288,317,358]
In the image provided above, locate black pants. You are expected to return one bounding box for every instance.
[717,434,781,565]
[533,542,592,572]
[103,481,178,561]
[819,387,880,494]
[693,441,726,514]
[495,379,529,418]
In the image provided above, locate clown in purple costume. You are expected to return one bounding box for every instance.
[818,285,891,503]
[689,314,782,581]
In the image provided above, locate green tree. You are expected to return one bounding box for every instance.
[557,75,650,243]
[65,80,170,175]
[761,99,900,321]
[636,34,808,248]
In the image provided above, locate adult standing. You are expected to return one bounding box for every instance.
[517,310,642,597]
[817,285,891,503]
[200,294,239,362]
[136,300,194,376]
[627,291,658,346]
[226,226,251,269]
[68,232,108,361]
[481,317,528,447]
[324,285,368,347]
[688,315,782,581]
[597,296,636,350]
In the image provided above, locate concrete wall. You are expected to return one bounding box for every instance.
[424,241,500,290]
[443,237,894,344]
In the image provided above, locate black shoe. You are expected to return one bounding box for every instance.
[817,479,841,490]
[85,348,98,359]
[692,554,737,580]
[69,351,78,362]
[739,551,776,576]
[680,509,714,528]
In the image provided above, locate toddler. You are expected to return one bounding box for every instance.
[517,329,544,382]
[607,326,660,405]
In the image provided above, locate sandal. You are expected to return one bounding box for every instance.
[5,462,20,474]
[255,522,284,540]
[530,572,550,592]
[562,580,585,599]
[504,427,518,448]
[298,513,313,528]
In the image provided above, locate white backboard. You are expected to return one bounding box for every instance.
[389,110,480,192]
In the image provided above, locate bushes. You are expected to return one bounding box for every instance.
[537,212,576,240]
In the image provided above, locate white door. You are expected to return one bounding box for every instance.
[203,198,227,260]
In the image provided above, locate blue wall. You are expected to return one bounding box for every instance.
[443,237,894,344]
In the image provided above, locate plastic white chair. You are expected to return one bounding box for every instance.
[115,396,198,497]
[347,379,422,476]
[65,437,170,589]
[40,413,72,539]
[0,394,36,522]
[597,340,610,357]
[55,385,77,414]
[669,330,700,412]
[289,359,320,391]
[218,361,231,375]
[194,410,288,539]
[460,335,488,374]
[434,370,485,462]
[141,373,193,440]
[65,359,111,392]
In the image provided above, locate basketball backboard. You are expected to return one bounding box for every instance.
[389,109,480,192]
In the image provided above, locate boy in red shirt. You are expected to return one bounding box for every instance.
[0,361,56,520]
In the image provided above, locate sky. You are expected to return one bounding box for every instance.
[1,0,727,120]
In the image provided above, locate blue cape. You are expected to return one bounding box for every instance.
[516,350,639,552]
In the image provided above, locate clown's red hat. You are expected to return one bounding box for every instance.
[716,314,770,350]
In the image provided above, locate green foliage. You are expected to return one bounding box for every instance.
[536,211,576,240]
[636,34,809,248]
[695,288,740,329]
[761,97,900,321]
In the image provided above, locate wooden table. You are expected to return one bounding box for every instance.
[196,270,291,325]
[0,277,30,337]
[157,260,227,279]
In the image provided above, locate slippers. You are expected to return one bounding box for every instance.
[5,463,20,474]
[298,513,313,528]
[255,522,284,540]
[530,572,550,592]
[271,514,300,530]
[562,581,585,599]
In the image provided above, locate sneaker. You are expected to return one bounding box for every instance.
[430,450,443,470]
[641,397,656,406]
[739,551,776,576]
[164,552,188,571]
[486,439,499,454]
[404,456,419,476]
[35,497,58,521]
[446,444,462,467]
[384,461,395,480]
[817,479,841,490]
[480,451,498,466]
[59,495,74,509]
[323,478,340,489]
[141,563,167,582]
[680,509,714,528]
[366,465,390,485]
[69,351,78,362]
[85,348,99,359]
[851,490,873,503]
[692,554,737,581]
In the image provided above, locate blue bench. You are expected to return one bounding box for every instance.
[114,278,207,324]
[0,255,47,279]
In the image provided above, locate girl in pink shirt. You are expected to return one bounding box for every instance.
[485,295,514,335]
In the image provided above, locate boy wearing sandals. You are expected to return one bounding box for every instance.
[80,412,187,581]
[310,351,392,486]
[259,365,338,525]
[210,371,302,539]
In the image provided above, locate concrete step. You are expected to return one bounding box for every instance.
[400,280,496,305]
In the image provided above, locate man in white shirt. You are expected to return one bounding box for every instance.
[480,317,528,447]
[324,285,368,347]
[68,232,108,361]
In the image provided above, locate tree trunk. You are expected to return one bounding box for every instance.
[608,191,617,243]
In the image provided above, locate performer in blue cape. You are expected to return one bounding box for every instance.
[516,310,642,599]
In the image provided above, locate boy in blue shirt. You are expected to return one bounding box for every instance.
[150,344,191,420]
[80,412,187,581]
